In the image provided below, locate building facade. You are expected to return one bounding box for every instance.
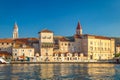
[82,34,115,60]
[38,29,54,61]
[12,44,34,60]
[0,39,13,53]
[0,22,115,62]
[52,22,115,61]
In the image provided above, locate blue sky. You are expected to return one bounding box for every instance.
[0,0,120,38]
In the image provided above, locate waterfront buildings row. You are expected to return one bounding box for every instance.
[0,22,118,62]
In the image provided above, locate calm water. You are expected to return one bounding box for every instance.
[0,63,120,80]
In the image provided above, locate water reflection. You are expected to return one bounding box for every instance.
[0,63,120,80]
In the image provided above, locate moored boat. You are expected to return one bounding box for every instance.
[0,57,10,64]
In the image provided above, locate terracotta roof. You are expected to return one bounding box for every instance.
[0,51,11,57]
[13,43,33,48]
[59,37,69,42]
[28,38,38,41]
[0,39,13,43]
[39,29,53,33]
[76,21,82,30]
[28,38,39,43]
[14,38,29,44]
[54,36,75,42]
[83,34,113,40]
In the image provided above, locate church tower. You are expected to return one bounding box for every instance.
[76,21,82,35]
[13,22,19,39]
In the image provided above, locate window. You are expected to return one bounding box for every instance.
[95,47,96,50]
[65,43,67,46]
[98,47,100,50]
[68,54,69,56]
[68,43,70,46]
[90,42,93,45]
[42,36,46,39]
[101,48,103,50]
[105,48,106,51]
[90,47,93,50]
[12,43,14,45]
[15,53,17,56]
[47,36,51,39]
[29,49,32,52]
[22,50,24,52]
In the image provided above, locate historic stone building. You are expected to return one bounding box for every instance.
[38,29,54,61]
[0,22,115,61]
[53,22,115,61]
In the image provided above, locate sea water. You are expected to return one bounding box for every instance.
[0,63,120,80]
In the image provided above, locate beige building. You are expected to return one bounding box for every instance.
[53,22,115,61]
[81,34,115,60]
[116,44,120,53]
[38,29,54,61]
[0,22,116,62]
[12,44,34,60]
[58,37,74,53]
[0,39,13,53]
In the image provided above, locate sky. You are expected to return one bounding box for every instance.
[0,0,120,38]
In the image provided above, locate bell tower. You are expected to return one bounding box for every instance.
[76,21,82,35]
[13,22,19,39]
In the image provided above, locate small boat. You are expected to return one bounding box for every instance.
[0,57,10,64]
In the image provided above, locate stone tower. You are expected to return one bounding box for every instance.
[13,22,19,39]
[38,29,54,61]
[76,21,82,35]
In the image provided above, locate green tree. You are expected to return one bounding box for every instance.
[114,53,120,57]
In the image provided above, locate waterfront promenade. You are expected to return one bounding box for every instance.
[10,59,117,64]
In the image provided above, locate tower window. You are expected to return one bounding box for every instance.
[42,36,46,39]
[47,36,51,39]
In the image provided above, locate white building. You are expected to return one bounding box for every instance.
[12,44,34,60]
